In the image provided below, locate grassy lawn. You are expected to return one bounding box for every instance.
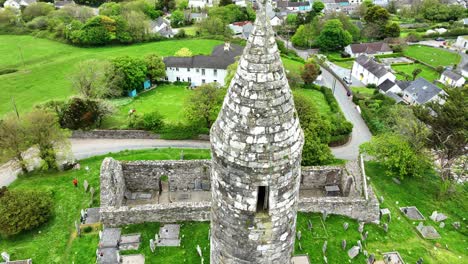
[1,149,466,263]
[351,86,375,96]
[0,35,223,117]
[293,88,331,116]
[392,63,440,82]
[403,45,461,68]
[178,26,198,36]
[333,60,354,69]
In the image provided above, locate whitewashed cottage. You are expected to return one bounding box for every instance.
[352,55,396,86]
[439,70,465,87]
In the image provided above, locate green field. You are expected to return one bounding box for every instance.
[403,45,461,68]
[294,88,331,116]
[351,86,375,96]
[1,149,466,263]
[392,63,440,82]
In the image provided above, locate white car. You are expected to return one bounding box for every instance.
[342,76,352,85]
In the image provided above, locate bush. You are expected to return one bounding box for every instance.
[159,122,205,140]
[0,190,53,236]
[83,226,93,233]
[366,84,377,89]
[59,97,112,130]
[140,111,164,131]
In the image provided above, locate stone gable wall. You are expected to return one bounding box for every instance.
[100,158,126,207]
[301,166,342,189]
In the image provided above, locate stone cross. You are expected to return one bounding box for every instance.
[322,241,327,255]
[343,222,349,231]
[150,239,156,253]
[296,230,302,241]
[341,239,346,250]
[1,252,10,262]
[83,180,89,192]
[307,220,313,231]
[75,220,81,237]
[383,223,388,233]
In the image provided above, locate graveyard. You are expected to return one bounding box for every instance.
[0,149,466,263]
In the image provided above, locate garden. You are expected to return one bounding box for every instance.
[0,149,466,263]
[392,63,440,82]
[403,45,461,68]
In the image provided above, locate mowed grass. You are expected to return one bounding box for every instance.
[0,148,211,263]
[294,88,331,116]
[392,63,440,82]
[351,86,375,96]
[0,35,223,116]
[403,45,461,68]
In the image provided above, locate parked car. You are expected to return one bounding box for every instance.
[435,37,445,41]
[342,76,352,85]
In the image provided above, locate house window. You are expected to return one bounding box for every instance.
[256,186,269,213]
[214,69,217,76]
[187,68,190,72]
[214,80,217,83]
[176,77,180,81]
[165,76,168,81]
[196,69,199,73]
[176,68,179,72]
[202,69,205,75]
[202,79,206,84]
[188,77,191,82]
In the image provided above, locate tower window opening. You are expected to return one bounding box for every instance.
[256,186,269,213]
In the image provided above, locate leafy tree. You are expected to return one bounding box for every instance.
[412,68,422,80]
[122,10,150,42]
[301,59,321,84]
[325,12,361,41]
[121,0,160,19]
[312,1,325,13]
[219,0,233,6]
[386,0,397,14]
[22,2,54,22]
[130,111,165,131]
[0,115,29,173]
[24,110,69,170]
[0,8,17,26]
[145,54,166,82]
[413,86,468,185]
[57,97,112,130]
[197,17,230,36]
[208,4,254,24]
[156,0,176,11]
[184,83,226,129]
[363,5,391,39]
[77,15,116,45]
[291,24,315,48]
[99,2,121,17]
[54,5,94,23]
[178,0,188,10]
[171,10,185,27]
[175,47,193,57]
[70,59,119,99]
[315,19,352,51]
[361,133,431,179]
[384,22,400,38]
[0,190,53,236]
[111,56,148,93]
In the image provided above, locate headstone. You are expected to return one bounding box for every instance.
[388,213,392,222]
[155,234,159,242]
[81,209,86,219]
[75,220,81,237]
[416,257,423,264]
[322,210,328,221]
[343,222,349,231]
[296,230,302,241]
[383,223,388,233]
[85,166,90,172]
[99,230,102,239]
[348,246,360,259]
[322,241,327,255]
[379,196,384,203]
[392,177,401,184]
[323,256,328,264]
[430,211,448,222]
[358,222,364,233]
[439,222,445,228]
[196,245,202,257]
[341,239,346,250]
[150,239,156,253]
[357,240,362,252]
[308,220,313,231]
[362,231,369,241]
[180,150,185,160]
[452,222,461,230]
[1,252,10,262]
[368,254,375,264]
[363,250,368,257]
[83,180,89,192]
[298,242,302,251]
[90,187,95,196]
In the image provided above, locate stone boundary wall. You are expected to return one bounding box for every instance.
[121,160,211,191]
[72,130,210,141]
[100,202,211,227]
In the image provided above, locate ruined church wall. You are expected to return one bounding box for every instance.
[301,166,342,189]
[100,202,211,227]
[121,160,211,192]
[100,158,126,207]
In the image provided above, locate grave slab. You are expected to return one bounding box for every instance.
[84,207,100,225]
[120,233,141,251]
[100,228,122,248]
[416,223,441,239]
[400,206,425,220]
[157,224,181,247]
[121,254,145,264]
[292,255,311,264]
[97,247,119,264]
[348,246,360,259]
[429,211,447,222]
[382,251,405,264]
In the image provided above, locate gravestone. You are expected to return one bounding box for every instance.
[357,240,362,252]
[358,222,364,233]
[400,206,425,220]
[362,231,369,241]
[379,196,384,203]
[81,209,86,219]
[180,150,184,160]
[99,231,102,239]
[196,245,202,257]
[452,222,460,230]
[89,187,95,206]
[380,208,391,221]
[392,178,401,185]
[417,257,423,264]
[83,180,89,192]
[416,222,441,239]
[383,223,388,233]
[308,220,313,231]
[343,222,349,231]
[322,210,328,221]
[1,252,10,262]
[323,256,328,264]
[157,224,181,247]
[120,234,141,250]
[75,220,81,237]
[363,250,368,257]
[341,240,346,250]
[430,211,447,222]
[439,222,445,228]
[348,246,360,259]
[322,241,327,255]
[298,242,303,251]
[296,231,302,241]
[150,239,156,253]
[367,254,375,264]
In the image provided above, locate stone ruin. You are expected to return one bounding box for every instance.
[99,157,379,227]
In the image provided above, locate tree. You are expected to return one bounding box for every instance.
[175,47,193,57]
[386,0,397,14]
[58,97,112,130]
[170,10,185,27]
[325,12,361,42]
[301,59,321,84]
[99,2,121,16]
[77,15,116,45]
[111,56,147,94]
[145,54,166,82]
[22,2,54,22]
[0,190,53,236]
[24,110,69,170]
[156,0,176,11]
[384,22,400,38]
[219,0,233,6]
[312,1,325,13]
[361,133,431,179]
[413,86,468,185]
[70,59,119,99]
[184,83,226,129]
[0,8,17,27]
[197,17,229,36]
[122,10,150,42]
[412,68,422,80]
[294,92,333,165]
[315,19,352,51]
[291,24,315,48]
[0,115,29,173]
[363,5,391,39]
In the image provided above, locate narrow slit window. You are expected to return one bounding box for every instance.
[256,186,269,213]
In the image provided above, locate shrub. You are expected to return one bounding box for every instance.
[141,111,164,131]
[0,190,53,236]
[83,226,93,233]
[366,83,377,89]
[60,97,112,130]
[159,122,204,139]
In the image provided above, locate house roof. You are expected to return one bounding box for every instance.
[463,63,468,71]
[355,55,390,78]
[378,79,396,92]
[348,42,392,55]
[442,70,463,81]
[405,77,444,104]
[232,21,252,27]
[276,0,310,8]
[395,80,412,90]
[6,0,36,5]
[386,91,403,103]
[164,44,243,70]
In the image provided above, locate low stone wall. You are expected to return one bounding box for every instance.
[100,202,211,227]
[301,166,342,190]
[121,160,211,192]
[72,129,160,139]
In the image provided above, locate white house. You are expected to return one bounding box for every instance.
[229,21,253,40]
[4,0,36,9]
[270,15,283,26]
[352,55,396,86]
[462,63,468,78]
[454,35,468,51]
[402,77,446,105]
[188,0,213,8]
[439,70,465,87]
[344,42,393,58]
[163,43,243,87]
[150,17,178,38]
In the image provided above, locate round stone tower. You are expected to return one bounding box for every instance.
[209,0,304,263]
